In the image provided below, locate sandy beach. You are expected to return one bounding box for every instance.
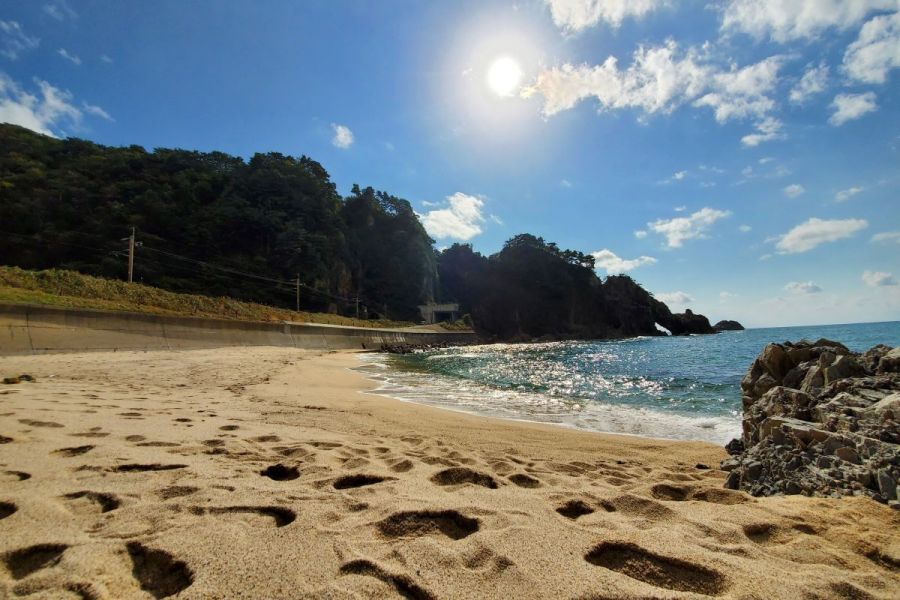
[0,346,897,599]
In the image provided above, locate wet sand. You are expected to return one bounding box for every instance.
[0,347,897,599]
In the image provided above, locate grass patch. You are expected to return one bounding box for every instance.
[0,266,413,328]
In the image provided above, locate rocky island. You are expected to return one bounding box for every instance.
[713,319,745,331]
[724,339,899,506]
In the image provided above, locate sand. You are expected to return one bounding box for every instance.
[0,346,897,599]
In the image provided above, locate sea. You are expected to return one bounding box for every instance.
[355,321,900,445]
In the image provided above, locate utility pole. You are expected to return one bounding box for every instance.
[127,227,135,283]
[295,274,300,313]
[355,295,360,319]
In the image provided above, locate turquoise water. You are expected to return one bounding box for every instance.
[356,321,900,444]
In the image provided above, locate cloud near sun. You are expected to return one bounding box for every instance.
[521,0,900,145]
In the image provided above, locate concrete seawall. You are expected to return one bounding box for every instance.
[0,303,478,355]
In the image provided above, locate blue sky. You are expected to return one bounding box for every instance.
[1,0,898,327]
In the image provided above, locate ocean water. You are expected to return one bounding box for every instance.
[355,322,900,445]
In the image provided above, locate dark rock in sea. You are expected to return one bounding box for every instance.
[713,320,745,332]
[727,339,900,507]
[655,308,715,336]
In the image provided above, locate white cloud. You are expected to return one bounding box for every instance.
[758,156,774,164]
[774,217,868,254]
[524,40,785,142]
[0,74,83,136]
[674,205,686,211]
[843,11,900,84]
[720,0,894,42]
[871,230,900,244]
[57,48,81,66]
[693,56,783,123]
[739,224,752,232]
[82,102,113,121]
[829,92,878,125]
[720,291,738,300]
[648,207,731,248]
[543,0,667,32]
[673,170,686,180]
[789,62,829,103]
[420,192,486,240]
[560,178,573,187]
[835,186,864,202]
[591,248,657,274]
[741,116,784,146]
[0,20,40,60]
[100,54,113,64]
[862,270,898,286]
[655,291,694,305]
[489,214,504,225]
[783,183,805,198]
[43,1,77,21]
[785,281,823,294]
[634,229,648,239]
[330,123,353,149]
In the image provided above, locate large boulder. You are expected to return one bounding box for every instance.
[725,339,900,506]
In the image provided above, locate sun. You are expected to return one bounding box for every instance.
[486,56,523,97]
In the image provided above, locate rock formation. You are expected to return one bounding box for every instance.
[723,339,899,507]
[713,320,744,331]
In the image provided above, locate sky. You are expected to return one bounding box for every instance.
[1,0,899,328]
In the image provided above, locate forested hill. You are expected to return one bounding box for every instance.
[0,124,714,338]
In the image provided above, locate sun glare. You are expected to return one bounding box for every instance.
[486,56,523,97]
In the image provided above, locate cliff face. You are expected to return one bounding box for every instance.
[723,339,899,506]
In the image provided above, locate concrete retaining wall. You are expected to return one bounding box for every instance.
[0,303,478,355]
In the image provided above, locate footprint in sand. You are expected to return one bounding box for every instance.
[0,501,17,520]
[650,483,749,506]
[111,463,187,473]
[189,506,296,528]
[62,491,120,514]
[125,435,146,442]
[157,486,200,500]
[53,445,95,457]
[219,425,239,431]
[2,543,68,580]
[1,470,31,482]
[430,467,498,489]
[260,464,300,481]
[0,435,13,444]
[339,559,434,600]
[377,510,479,541]
[585,541,729,596]
[333,474,392,490]
[126,542,193,599]
[556,499,595,520]
[508,473,541,488]
[18,419,64,428]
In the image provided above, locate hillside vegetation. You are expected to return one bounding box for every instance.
[0,124,714,340]
[0,266,412,328]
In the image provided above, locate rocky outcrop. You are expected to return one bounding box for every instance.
[713,320,744,331]
[651,302,715,336]
[723,339,899,506]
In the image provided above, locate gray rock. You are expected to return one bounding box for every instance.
[725,340,898,504]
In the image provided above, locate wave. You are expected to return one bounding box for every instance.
[354,354,740,444]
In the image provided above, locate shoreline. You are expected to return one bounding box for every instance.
[1,346,897,598]
[354,348,742,445]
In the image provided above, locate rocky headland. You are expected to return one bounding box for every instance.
[724,339,899,506]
